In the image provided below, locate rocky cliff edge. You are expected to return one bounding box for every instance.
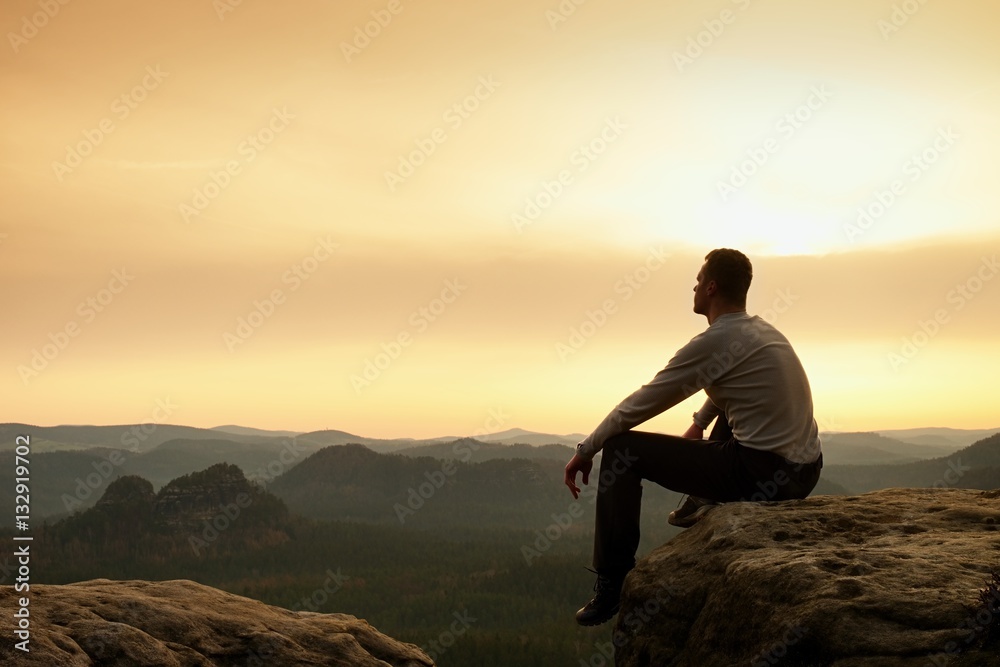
[615,487,1000,667]
[1,578,433,666]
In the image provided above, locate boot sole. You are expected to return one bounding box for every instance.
[575,603,621,626]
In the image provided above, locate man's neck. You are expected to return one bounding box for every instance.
[707,305,746,325]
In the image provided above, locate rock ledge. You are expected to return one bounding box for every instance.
[615,487,1000,667]
[1,578,433,666]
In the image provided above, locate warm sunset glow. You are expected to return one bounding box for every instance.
[2,0,998,437]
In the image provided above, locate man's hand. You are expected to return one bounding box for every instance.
[564,452,593,500]
[682,423,704,440]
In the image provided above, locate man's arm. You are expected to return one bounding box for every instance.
[691,397,721,431]
[681,423,704,439]
[574,332,717,460]
[680,397,721,439]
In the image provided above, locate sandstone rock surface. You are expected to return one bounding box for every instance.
[615,488,1000,667]
[1,578,433,666]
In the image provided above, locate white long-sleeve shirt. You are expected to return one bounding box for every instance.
[577,311,821,464]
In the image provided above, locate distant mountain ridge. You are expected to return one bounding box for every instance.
[867,426,1000,447]
[823,431,1000,493]
[2,421,997,528]
[470,428,588,446]
[818,432,961,465]
[0,422,274,453]
[211,424,303,438]
[0,422,590,453]
[7,422,996,452]
[393,439,575,463]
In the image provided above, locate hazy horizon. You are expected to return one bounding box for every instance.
[3,0,998,439]
[8,420,1000,443]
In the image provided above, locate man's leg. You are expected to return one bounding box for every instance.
[578,427,822,625]
[576,429,749,625]
[663,415,736,526]
[592,430,748,576]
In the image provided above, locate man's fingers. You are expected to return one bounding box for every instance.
[564,467,577,496]
[565,456,591,498]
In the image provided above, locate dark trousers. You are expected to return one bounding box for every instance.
[593,418,822,574]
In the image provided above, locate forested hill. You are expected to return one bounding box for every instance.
[34,463,293,566]
[822,432,1000,493]
[266,443,578,529]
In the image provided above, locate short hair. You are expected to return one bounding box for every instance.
[703,248,752,305]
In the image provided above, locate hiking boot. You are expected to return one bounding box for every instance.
[575,568,628,626]
[668,495,719,528]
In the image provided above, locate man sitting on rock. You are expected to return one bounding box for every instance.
[563,248,823,626]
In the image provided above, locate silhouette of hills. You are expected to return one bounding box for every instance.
[121,437,313,488]
[266,444,572,529]
[0,422,270,453]
[819,431,959,465]
[2,421,995,529]
[211,424,303,438]
[872,426,1000,447]
[393,438,574,462]
[6,420,993,455]
[37,463,292,566]
[823,432,1000,493]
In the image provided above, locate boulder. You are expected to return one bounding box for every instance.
[614,488,1000,666]
[1,578,433,666]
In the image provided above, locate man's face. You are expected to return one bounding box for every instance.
[693,264,712,315]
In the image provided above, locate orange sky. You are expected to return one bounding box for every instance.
[2,0,998,438]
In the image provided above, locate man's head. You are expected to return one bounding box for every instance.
[693,248,752,316]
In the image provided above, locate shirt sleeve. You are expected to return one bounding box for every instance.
[692,398,721,430]
[576,330,715,460]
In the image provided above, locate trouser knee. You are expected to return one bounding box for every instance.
[597,436,640,490]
